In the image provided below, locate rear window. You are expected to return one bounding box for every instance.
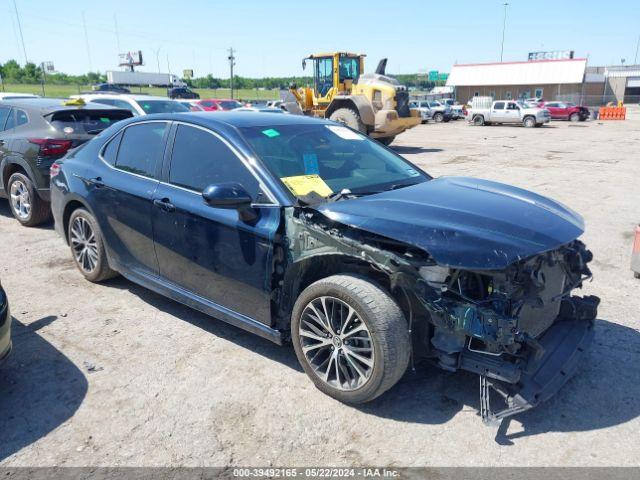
[219,101,243,110]
[48,109,132,135]
[135,100,189,114]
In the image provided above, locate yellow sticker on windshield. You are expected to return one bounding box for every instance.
[280,174,333,197]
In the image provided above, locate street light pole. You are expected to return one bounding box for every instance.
[500,2,509,62]
[228,48,236,99]
[634,34,640,65]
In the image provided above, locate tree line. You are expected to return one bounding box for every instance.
[1,60,445,90]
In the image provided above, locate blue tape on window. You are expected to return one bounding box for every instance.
[303,153,319,174]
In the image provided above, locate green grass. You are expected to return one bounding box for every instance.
[1,84,280,101]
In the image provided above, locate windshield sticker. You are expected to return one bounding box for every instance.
[406,168,420,177]
[303,153,319,175]
[326,125,364,141]
[261,128,280,138]
[281,174,333,197]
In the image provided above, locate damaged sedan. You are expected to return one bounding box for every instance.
[50,112,599,423]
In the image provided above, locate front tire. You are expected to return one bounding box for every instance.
[68,208,118,282]
[569,112,580,122]
[329,108,365,133]
[291,275,410,404]
[7,172,51,227]
[433,112,444,123]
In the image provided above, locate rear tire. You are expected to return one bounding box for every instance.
[378,136,395,146]
[329,108,366,133]
[68,208,118,283]
[523,116,536,128]
[473,115,485,126]
[7,172,51,227]
[291,274,410,404]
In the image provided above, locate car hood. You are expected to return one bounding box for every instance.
[315,176,584,270]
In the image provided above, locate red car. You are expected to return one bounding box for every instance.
[196,98,244,111]
[540,101,590,122]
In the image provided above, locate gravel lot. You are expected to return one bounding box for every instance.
[1,111,639,467]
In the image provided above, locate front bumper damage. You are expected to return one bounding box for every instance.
[474,296,598,424]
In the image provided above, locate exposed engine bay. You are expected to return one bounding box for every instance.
[277,203,599,424]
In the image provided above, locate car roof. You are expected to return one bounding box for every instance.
[133,111,331,129]
[0,92,40,100]
[0,97,123,113]
[200,98,238,102]
[75,94,171,101]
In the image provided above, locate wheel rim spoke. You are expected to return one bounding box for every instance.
[299,295,374,391]
[71,217,98,273]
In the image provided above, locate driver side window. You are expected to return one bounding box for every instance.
[316,57,334,97]
[168,125,268,203]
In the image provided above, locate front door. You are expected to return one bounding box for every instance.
[87,121,169,275]
[152,123,279,325]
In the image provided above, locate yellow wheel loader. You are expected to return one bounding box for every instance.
[287,52,421,145]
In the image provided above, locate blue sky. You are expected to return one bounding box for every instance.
[2,0,639,77]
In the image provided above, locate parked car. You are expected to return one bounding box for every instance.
[540,101,590,122]
[468,100,550,127]
[265,100,285,109]
[234,107,287,114]
[196,98,244,111]
[0,98,133,226]
[71,94,190,116]
[176,100,205,111]
[51,112,598,423]
[167,87,200,99]
[0,278,11,365]
[409,100,452,123]
[91,83,131,94]
[439,98,466,119]
[0,92,40,101]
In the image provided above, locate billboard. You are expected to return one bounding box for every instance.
[42,61,55,72]
[527,50,575,61]
[118,51,143,66]
[183,69,194,79]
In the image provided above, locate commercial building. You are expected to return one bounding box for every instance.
[446,57,590,103]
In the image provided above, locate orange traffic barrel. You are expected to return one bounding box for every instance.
[632,225,640,278]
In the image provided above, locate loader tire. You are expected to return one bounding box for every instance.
[329,108,366,134]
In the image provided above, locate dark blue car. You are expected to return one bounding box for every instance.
[50,112,598,423]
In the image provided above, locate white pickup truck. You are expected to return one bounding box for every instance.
[468,99,550,127]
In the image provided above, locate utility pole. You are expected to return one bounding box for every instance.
[82,11,93,72]
[114,14,121,54]
[634,34,640,65]
[154,47,162,73]
[12,0,28,64]
[228,48,236,99]
[500,2,509,62]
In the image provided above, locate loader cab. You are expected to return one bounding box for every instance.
[303,53,364,105]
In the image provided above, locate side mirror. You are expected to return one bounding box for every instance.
[202,182,258,222]
[202,182,252,209]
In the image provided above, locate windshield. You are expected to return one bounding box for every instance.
[239,123,429,201]
[136,100,190,114]
[219,100,243,110]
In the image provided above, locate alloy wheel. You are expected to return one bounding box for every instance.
[298,296,375,391]
[9,179,31,220]
[70,217,99,273]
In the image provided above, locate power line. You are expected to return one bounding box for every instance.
[114,14,121,54]
[12,0,28,63]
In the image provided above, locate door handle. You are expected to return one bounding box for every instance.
[153,198,175,212]
[88,177,105,188]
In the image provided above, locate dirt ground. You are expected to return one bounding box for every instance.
[1,110,639,467]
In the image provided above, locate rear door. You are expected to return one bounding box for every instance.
[151,123,280,325]
[87,121,169,275]
[491,101,507,122]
